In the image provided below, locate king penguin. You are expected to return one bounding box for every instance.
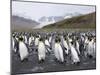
[29,34,34,46]
[62,35,69,55]
[54,36,64,63]
[87,38,95,59]
[12,34,19,54]
[45,36,50,47]
[75,38,80,55]
[45,36,51,54]
[12,34,16,52]
[69,41,80,64]
[38,37,46,63]
[34,35,39,51]
[19,36,29,62]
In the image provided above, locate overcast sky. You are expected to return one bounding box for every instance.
[12,1,95,21]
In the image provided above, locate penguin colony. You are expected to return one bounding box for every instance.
[12,31,96,65]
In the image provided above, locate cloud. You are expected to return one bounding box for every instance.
[12,1,95,21]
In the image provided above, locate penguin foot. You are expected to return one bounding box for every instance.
[35,48,38,52]
[88,55,93,59]
[41,59,45,62]
[17,54,20,58]
[38,60,42,64]
[21,60,24,62]
[64,60,66,63]
[38,61,41,64]
[38,59,45,63]
[25,58,28,61]
[50,47,51,49]
[60,61,64,64]
[73,61,80,65]
[73,62,76,65]
[54,58,58,62]
[76,61,80,65]
[21,58,28,62]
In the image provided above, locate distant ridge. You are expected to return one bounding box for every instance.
[43,12,96,29]
[11,15,40,31]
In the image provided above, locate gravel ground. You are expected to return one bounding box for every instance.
[11,49,96,75]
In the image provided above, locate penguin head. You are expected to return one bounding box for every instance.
[88,37,92,41]
[39,37,43,41]
[19,36,23,41]
[76,37,79,41]
[70,41,74,45]
[63,35,67,40]
[55,36,60,43]
[36,35,39,38]
[12,34,15,38]
[45,36,48,39]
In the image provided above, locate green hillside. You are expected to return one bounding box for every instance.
[43,12,96,29]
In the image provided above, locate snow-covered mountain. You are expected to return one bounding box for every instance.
[34,12,82,28]
[12,12,82,29]
[64,12,82,19]
[34,16,64,28]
